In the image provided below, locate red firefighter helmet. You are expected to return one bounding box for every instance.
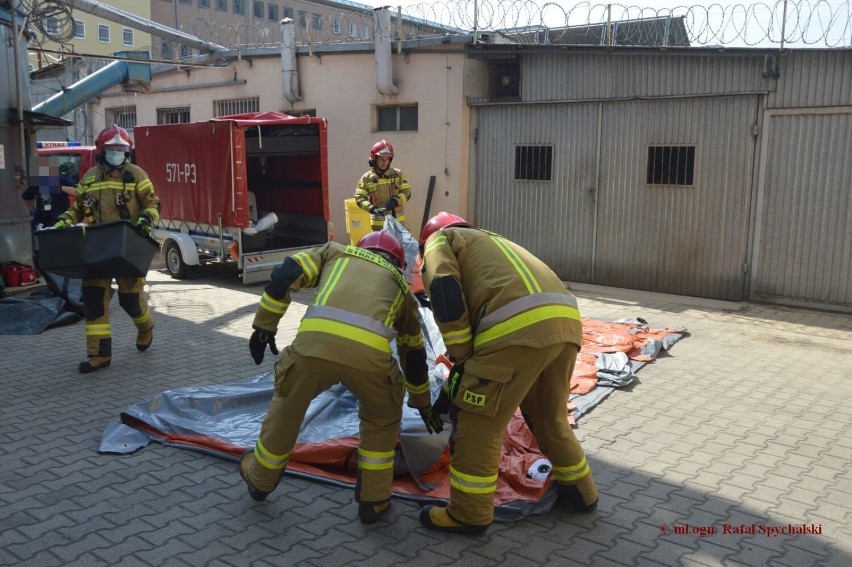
[95,124,133,153]
[357,231,406,270]
[419,212,473,246]
[369,139,394,167]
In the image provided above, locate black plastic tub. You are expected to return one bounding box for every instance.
[35,220,159,279]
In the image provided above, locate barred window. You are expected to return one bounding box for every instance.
[216,0,227,11]
[283,7,293,19]
[233,0,245,15]
[214,97,259,117]
[98,24,110,43]
[106,106,137,132]
[268,4,278,21]
[298,11,307,27]
[514,145,553,181]
[122,28,134,46]
[253,1,263,19]
[73,20,85,39]
[646,145,695,186]
[331,18,341,35]
[349,22,357,38]
[157,107,190,124]
[377,105,418,132]
[311,14,322,31]
[199,0,210,8]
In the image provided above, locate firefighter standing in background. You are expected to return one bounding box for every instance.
[239,232,442,524]
[417,212,599,535]
[53,124,160,374]
[354,139,411,231]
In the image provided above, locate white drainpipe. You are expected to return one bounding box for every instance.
[374,7,398,95]
[281,18,301,104]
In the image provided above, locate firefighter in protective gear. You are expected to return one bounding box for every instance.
[417,212,598,535]
[354,140,411,231]
[239,233,437,524]
[53,124,160,373]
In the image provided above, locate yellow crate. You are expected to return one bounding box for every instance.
[344,198,372,245]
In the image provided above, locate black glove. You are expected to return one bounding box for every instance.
[418,407,444,434]
[249,329,279,365]
[368,205,387,216]
[432,366,463,416]
[384,197,398,210]
[136,212,153,234]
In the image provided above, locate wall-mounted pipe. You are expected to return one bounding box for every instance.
[280,18,301,103]
[374,8,398,95]
[32,58,152,118]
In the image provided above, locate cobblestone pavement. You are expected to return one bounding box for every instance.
[2,260,851,567]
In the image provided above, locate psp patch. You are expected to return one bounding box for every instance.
[462,390,486,407]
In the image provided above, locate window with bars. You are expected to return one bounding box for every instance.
[298,11,307,27]
[98,24,110,43]
[311,14,322,31]
[214,97,259,117]
[268,4,278,21]
[377,105,418,132]
[514,145,553,181]
[122,28,134,46]
[331,18,341,34]
[73,20,84,39]
[361,25,371,39]
[199,0,210,8]
[253,1,263,19]
[157,107,190,124]
[349,22,357,38]
[646,145,695,186]
[106,106,137,131]
[216,0,226,11]
[233,0,244,15]
[161,41,173,59]
[283,7,293,19]
[180,44,192,58]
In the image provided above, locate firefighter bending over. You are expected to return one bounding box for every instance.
[53,124,160,374]
[354,139,411,231]
[239,232,442,524]
[417,212,599,535]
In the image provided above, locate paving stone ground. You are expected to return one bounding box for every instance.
[2,259,851,567]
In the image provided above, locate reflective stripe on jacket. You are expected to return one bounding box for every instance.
[354,167,411,227]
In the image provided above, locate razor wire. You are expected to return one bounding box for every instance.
[162,1,852,54]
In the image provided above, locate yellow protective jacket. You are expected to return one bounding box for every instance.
[354,167,411,227]
[58,163,160,226]
[253,241,431,407]
[421,227,582,365]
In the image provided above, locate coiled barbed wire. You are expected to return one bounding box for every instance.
[35,1,852,67]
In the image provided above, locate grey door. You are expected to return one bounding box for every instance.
[472,103,599,282]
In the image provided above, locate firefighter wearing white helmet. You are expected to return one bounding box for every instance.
[53,124,160,373]
[354,139,412,230]
[417,212,598,535]
[239,234,441,524]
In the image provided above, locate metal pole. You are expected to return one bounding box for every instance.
[780,0,788,50]
[10,0,28,186]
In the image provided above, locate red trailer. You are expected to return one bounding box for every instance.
[134,112,330,283]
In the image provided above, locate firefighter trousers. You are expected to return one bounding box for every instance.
[446,341,596,526]
[244,347,405,504]
[82,277,153,358]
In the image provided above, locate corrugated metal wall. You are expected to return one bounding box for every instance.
[753,110,852,308]
[470,48,852,309]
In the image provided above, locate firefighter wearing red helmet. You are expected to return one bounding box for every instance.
[239,237,441,524]
[417,212,598,534]
[53,124,160,373]
[354,139,412,231]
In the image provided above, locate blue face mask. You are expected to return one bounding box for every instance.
[105,150,126,167]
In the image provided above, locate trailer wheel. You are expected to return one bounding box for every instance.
[164,241,189,279]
